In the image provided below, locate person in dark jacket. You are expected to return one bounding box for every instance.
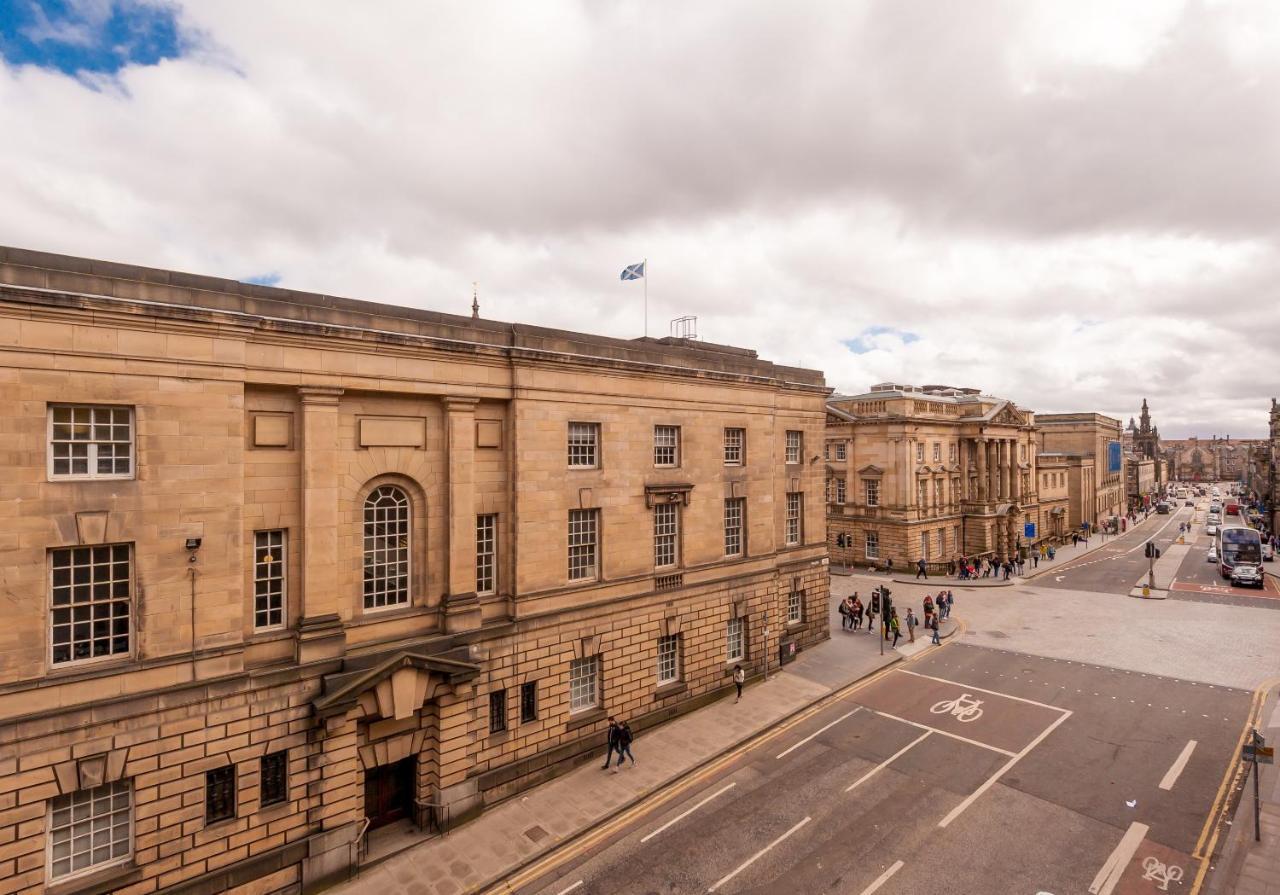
[602,717,620,770]
[613,720,636,770]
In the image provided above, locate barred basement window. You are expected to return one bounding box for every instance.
[724,498,744,558]
[568,422,600,468]
[50,544,131,666]
[260,751,288,807]
[726,617,745,662]
[724,428,745,465]
[654,425,680,467]
[476,514,497,595]
[253,530,286,630]
[785,492,803,546]
[654,503,679,568]
[520,681,538,723]
[48,782,132,881]
[657,634,680,685]
[785,430,802,464]
[489,689,507,733]
[205,765,236,824]
[363,485,411,609]
[48,405,133,480]
[568,509,599,581]
[569,656,600,713]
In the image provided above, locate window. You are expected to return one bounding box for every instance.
[865,479,880,507]
[520,681,538,723]
[954,525,961,552]
[657,634,680,685]
[918,481,928,506]
[787,580,803,624]
[933,443,941,463]
[654,425,680,467]
[476,514,497,595]
[568,422,599,468]
[785,431,802,464]
[825,476,833,504]
[363,485,410,610]
[48,782,131,881]
[835,477,846,503]
[835,442,847,461]
[569,656,599,713]
[726,616,745,662]
[489,689,507,733]
[253,530,286,630]
[916,443,924,463]
[260,751,288,807]
[937,529,945,556]
[654,503,679,568]
[48,405,133,480]
[724,498,744,558]
[724,428,745,465]
[785,492,803,545]
[865,530,880,558]
[50,544,131,666]
[205,765,236,824]
[920,531,929,559]
[949,443,957,463]
[568,509,599,581]
[934,479,943,506]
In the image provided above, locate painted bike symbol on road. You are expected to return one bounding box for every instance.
[929,693,984,722]
[1141,856,1184,891]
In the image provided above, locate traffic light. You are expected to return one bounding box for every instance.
[1144,542,1153,558]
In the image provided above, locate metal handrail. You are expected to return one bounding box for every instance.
[413,799,451,837]
[351,816,371,874]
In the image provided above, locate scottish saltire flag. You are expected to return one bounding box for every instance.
[620,261,645,281]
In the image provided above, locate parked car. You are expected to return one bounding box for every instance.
[1206,546,1219,563]
[1206,524,1218,536]
[1231,563,1264,588]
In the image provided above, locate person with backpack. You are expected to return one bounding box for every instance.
[613,720,636,771]
[851,595,864,631]
[602,718,621,770]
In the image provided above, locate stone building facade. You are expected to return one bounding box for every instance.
[0,247,830,895]
[1036,413,1126,529]
[824,384,1041,570]
[1163,436,1264,484]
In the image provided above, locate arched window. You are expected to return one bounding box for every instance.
[364,485,410,609]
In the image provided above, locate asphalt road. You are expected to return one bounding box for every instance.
[522,644,1251,895]
[1035,503,1193,597]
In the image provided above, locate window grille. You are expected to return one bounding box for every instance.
[568,422,599,468]
[260,751,288,807]
[205,765,236,824]
[785,492,802,545]
[489,689,507,733]
[724,498,744,557]
[568,509,599,581]
[50,544,131,665]
[654,426,679,467]
[520,682,538,722]
[569,656,599,712]
[476,514,497,595]
[48,782,132,881]
[726,617,745,662]
[657,634,680,684]
[48,405,133,479]
[253,530,285,629]
[654,503,679,568]
[363,485,411,609]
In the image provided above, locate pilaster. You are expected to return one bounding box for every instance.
[443,396,482,634]
[298,386,346,663]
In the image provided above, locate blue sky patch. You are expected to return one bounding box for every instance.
[843,325,919,355]
[243,273,281,287]
[0,0,184,76]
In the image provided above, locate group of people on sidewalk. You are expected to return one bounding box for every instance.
[837,590,952,647]
[951,554,1029,580]
[600,717,636,772]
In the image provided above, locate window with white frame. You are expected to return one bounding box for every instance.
[654,425,680,467]
[363,485,410,609]
[785,492,802,545]
[824,443,831,461]
[835,477,846,504]
[787,580,803,624]
[933,443,941,462]
[567,422,600,468]
[50,544,131,666]
[48,405,134,480]
[954,525,961,551]
[865,479,880,507]
[934,479,944,506]
[726,616,745,662]
[657,634,680,684]
[724,498,744,558]
[48,782,132,881]
[918,481,928,506]
[937,529,945,556]
[253,530,286,630]
[865,530,880,558]
[835,442,847,460]
[949,443,957,462]
[916,443,924,463]
[654,503,679,568]
[476,514,497,595]
[569,655,600,712]
[568,509,599,581]
[920,531,929,559]
[785,430,802,464]
[825,476,834,504]
[952,477,960,502]
[724,428,744,465]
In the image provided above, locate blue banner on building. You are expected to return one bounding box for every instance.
[1107,440,1122,473]
[1024,522,1036,539]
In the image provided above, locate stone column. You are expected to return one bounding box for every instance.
[901,440,914,509]
[1012,441,1023,502]
[297,386,346,664]
[959,439,970,501]
[989,440,1000,500]
[976,438,988,502]
[443,396,482,634]
[1001,439,1012,499]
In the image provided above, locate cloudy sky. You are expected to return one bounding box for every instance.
[2,0,1278,438]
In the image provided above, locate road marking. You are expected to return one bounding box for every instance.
[938,709,1073,828]
[706,815,811,892]
[1088,821,1149,895]
[871,710,1015,756]
[857,859,905,895]
[554,882,584,895]
[847,731,931,792]
[640,782,737,843]
[775,709,860,759]
[896,668,1071,713]
[1158,740,1198,791]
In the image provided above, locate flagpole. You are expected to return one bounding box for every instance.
[644,257,648,338]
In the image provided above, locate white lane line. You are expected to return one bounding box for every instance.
[846,731,931,792]
[1088,822,1149,895]
[938,709,1073,828]
[640,782,736,843]
[706,815,811,893]
[871,710,1016,757]
[857,859,905,895]
[895,668,1071,713]
[554,881,584,895]
[1158,740,1198,791]
[776,709,861,760]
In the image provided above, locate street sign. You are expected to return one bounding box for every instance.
[1243,744,1274,764]
[1024,522,1036,538]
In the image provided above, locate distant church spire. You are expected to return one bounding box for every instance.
[471,282,479,319]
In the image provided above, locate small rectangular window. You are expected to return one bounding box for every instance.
[568,509,599,581]
[724,428,745,466]
[724,498,744,558]
[787,580,803,624]
[865,479,880,507]
[916,443,924,463]
[920,531,929,560]
[933,443,941,462]
[520,681,538,723]
[835,478,846,504]
[785,492,803,546]
[865,530,880,559]
[205,765,236,824]
[949,444,957,463]
[785,430,802,464]
[654,503,679,568]
[835,442,847,460]
[654,425,680,467]
[48,782,132,881]
[253,530,286,630]
[568,422,600,468]
[50,544,131,666]
[726,616,745,662]
[260,751,288,807]
[657,634,681,685]
[48,405,134,480]
[489,689,507,733]
[569,656,600,713]
[476,514,497,595]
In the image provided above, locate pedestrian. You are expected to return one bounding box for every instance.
[1032,551,1039,568]
[602,717,620,769]
[886,558,894,575]
[906,608,917,642]
[930,613,941,644]
[915,558,928,579]
[922,594,934,628]
[839,596,852,630]
[890,609,901,648]
[1003,560,1012,580]
[851,595,863,630]
[613,720,636,771]
[732,664,745,702]
[1048,545,1056,560]
[945,590,954,618]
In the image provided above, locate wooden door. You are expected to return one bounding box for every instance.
[363,757,415,829]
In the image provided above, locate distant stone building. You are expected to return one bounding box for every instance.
[1036,413,1127,528]
[1163,435,1265,483]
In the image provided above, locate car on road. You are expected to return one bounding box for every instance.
[1264,542,1274,562]
[1206,524,1219,536]
[1185,499,1194,506]
[1207,545,1219,563]
[1230,563,1264,588]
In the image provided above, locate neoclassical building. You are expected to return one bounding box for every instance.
[1164,435,1264,483]
[824,384,1042,569]
[0,247,830,895]
[1037,413,1127,528]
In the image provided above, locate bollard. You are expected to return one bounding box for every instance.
[1142,584,1150,597]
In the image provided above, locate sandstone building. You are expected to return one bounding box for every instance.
[1036,413,1126,530]
[1164,435,1263,484]
[0,247,830,895]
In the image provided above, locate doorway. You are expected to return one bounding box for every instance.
[364,757,415,829]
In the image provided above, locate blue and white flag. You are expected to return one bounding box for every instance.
[620,261,645,281]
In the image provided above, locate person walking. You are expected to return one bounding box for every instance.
[930,613,941,645]
[602,718,620,769]
[732,664,745,703]
[945,590,954,619]
[851,595,864,631]
[915,558,928,579]
[906,608,917,643]
[922,594,934,629]
[613,720,636,770]
[890,609,901,648]
[839,596,853,630]
[1032,551,1039,568]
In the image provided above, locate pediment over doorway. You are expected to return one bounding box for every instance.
[315,651,480,720]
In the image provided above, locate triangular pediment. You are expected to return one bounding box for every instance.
[857,464,884,477]
[315,650,481,719]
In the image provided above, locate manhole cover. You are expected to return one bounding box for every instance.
[524,824,548,843]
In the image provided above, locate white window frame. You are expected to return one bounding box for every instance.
[476,514,497,595]
[785,430,803,464]
[50,544,132,667]
[865,530,880,559]
[724,498,744,558]
[657,634,680,685]
[567,421,600,468]
[654,425,680,468]
[835,442,847,461]
[835,477,846,504]
[569,655,600,713]
[568,509,599,581]
[785,492,802,546]
[935,478,944,505]
[916,443,924,463]
[47,781,133,883]
[949,443,957,463]
[787,585,803,624]
[933,443,941,463]
[865,479,880,507]
[47,405,134,481]
[724,428,745,466]
[363,485,411,611]
[920,531,929,559]
[654,503,680,569]
[253,530,286,630]
[726,616,745,662]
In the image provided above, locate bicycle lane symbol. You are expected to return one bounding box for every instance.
[930,693,985,723]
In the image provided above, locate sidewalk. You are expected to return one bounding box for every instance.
[1208,686,1280,895]
[327,587,957,895]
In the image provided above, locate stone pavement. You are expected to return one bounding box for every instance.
[1212,687,1280,895]
[329,583,958,895]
